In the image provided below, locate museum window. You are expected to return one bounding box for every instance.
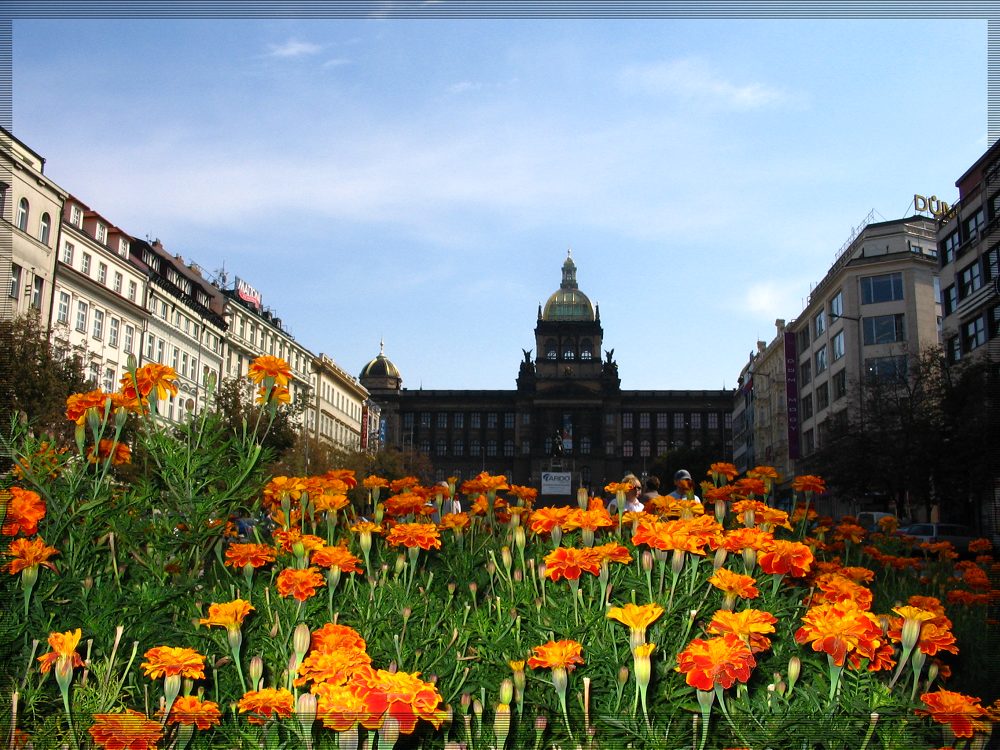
[486,440,497,457]
[81,252,91,276]
[470,438,481,456]
[691,413,702,429]
[622,440,634,458]
[656,413,668,429]
[487,412,498,428]
[470,412,481,428]
[985,245,1000,282]
[707,412,719,429]
[403,413,414,429]
[639,440,650,457]
[75,301,88,333]
[639,412,650,429]
[545,339,557,359]
[504,412,514,429]
[521,440,531,455]
[622,412,633,429]
[420,412,431,427]
[991,304,1000,339]
[503,440,514,457]
[563,342,575,360]
[579,436,591,455]
[673,413,685,429]
[965,208,985,243]
[436,439,447,456]
[580,338,593,359]
[454,413,464,428]
[418,439,430,454]
[657,439,669,456]
[453,439,464,456]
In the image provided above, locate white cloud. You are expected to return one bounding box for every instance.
[620,58,788,110]
[265,39,324,58]
[741,280,812,320]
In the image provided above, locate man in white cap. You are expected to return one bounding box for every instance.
[666,469,701,503]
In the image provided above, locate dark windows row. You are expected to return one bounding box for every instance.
[404,411,520,430]
[620,412,726,430]
[946,307,999,363]
[543,337,595,361]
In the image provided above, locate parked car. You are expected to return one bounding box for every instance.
[896,522,977,553]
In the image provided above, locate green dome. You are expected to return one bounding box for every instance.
[541,251,595,321]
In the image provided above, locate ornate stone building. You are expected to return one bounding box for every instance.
[362,253,733,495]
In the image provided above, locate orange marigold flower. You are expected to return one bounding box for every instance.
[363,475,389,489]
[838,566,876,583]
[385,522,441,550]
[4,537,59,575]
[37,628,85,674]
[164,695,222,730]
[708,568,760,599]
[527,639,584,671]
[238,687,295,725]
[529,505,573,535]
[311,623,368,653]
[908,595,947,615]
[121,363,179,402]
[605,481,634,496]
[722,527,775,553]
[707,609,778,654]
[312,545,364,574]
[247,355,293,386]
[747,465,780,483]
[794,599,883,667]
[463,471,509,494]
[350,520,383,535]
[968,538,993,554]
[86,439,132,466]
[731,499,770,526]
[606,602,664,644]
[275,567,325,601]
[224,543,277,569]
[810,573,873,610]
[324,469,357,489]
[352,667,445,734]
[438,512,471,531]
[918,690,990,738]
[543,546,601,581]
[314,681,377,731]
[296,646,372,688]
[591,542,633,565]
[733,477,767,498]
[12,441,66,481]
[141,646,206,680]
[1,487,47,536]
[256,384,290,405]
[385,492,429,518]
[89,709,163,750]
[65,389,112,425]
[390,476,420,493]
[272,529,326,555]
[792,475,826,494]
[563,505,614,532]
[262,475,308,509]
[708,462,739,483]
[833,522,866,545]
[199,599,254,629]
[675,633,756,691]
[507,485,539,505]
[758,539,814,578]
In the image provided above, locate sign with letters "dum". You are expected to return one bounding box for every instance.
[913,194,951,217]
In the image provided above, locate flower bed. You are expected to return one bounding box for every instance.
[2,358,999,749]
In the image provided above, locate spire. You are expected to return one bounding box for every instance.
[561,249,578,290]
[379,338,385,355]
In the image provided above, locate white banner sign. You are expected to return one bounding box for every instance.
[541,471,572,495]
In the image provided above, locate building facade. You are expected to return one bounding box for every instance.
[1,128,66,325]
[49,197,150,392]
[362,253,733,493]
[310,353,371,452]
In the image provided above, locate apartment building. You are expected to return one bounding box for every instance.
[220,278,312,413]
[49,197,149,391]
[129,237,227,421]
[310,353,371,451]
[1,128,66,324]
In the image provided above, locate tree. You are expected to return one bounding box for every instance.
[211,374,304,461]
[804,347,994,528]
[0,313,90,452]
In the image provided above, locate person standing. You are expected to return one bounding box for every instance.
[640,476,662,503]
[666,469,701,503]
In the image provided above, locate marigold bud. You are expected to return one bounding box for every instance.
[499,678,514,705]
[787,656,801,690]
[293,623,311,661]
[249,656,264,690]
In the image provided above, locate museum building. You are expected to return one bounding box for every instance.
[360,253,733,494]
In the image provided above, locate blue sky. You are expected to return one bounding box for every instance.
[12,17,988,390]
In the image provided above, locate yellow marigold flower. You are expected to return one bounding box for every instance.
[141,646,206,680]
[199,599,254,629]
[248,355,293,386]
[89,709,163,750]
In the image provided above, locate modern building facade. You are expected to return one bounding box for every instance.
[362,253,734,493]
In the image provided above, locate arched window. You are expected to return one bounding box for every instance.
[16,198,29,231]
[580,338,593,360]
[622,440,634,458]
[640,440,651,457]
[579,436,591,455]
[39,213,51,245]
[545,338,557,359]
[657,440,669,457]
[563,340,575,360]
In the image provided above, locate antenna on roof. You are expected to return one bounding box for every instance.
[211,263,229,289]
